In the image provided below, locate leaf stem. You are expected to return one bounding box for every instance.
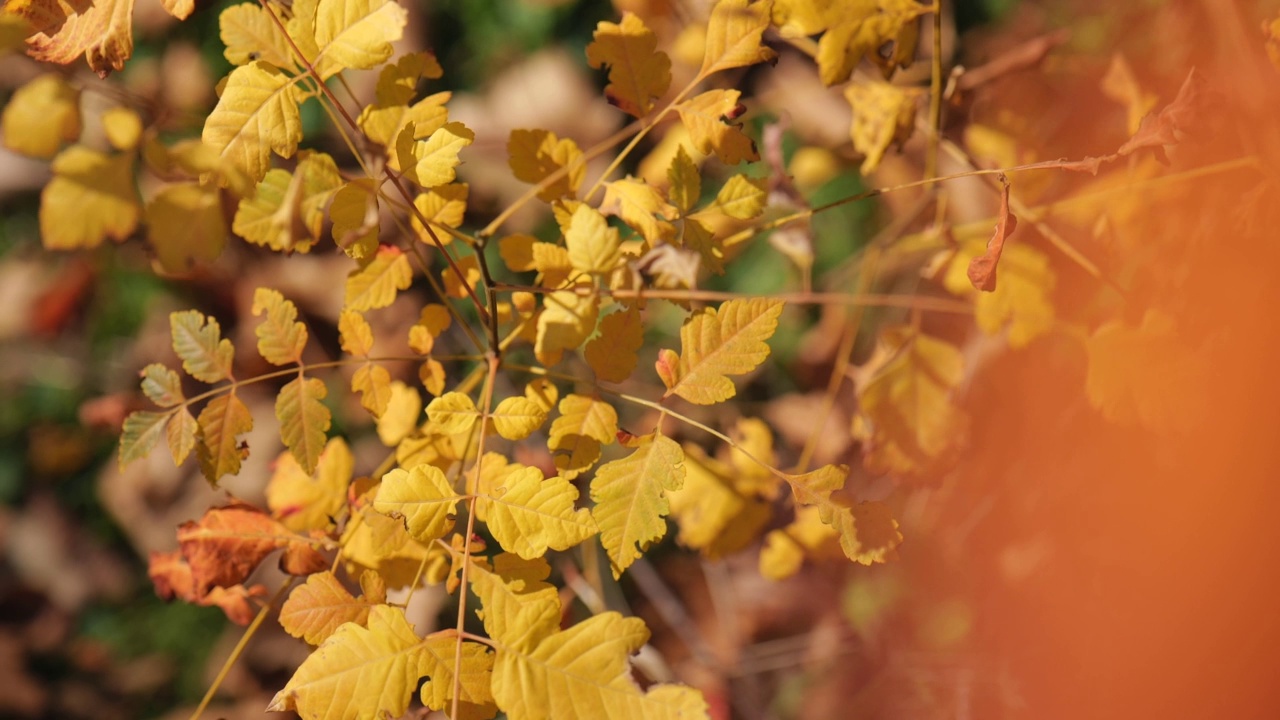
[492,283,972,314]
[187,578,292,720]
[925,1,945,180]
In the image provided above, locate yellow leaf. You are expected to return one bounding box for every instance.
[358,91,449,151]
[535,287,599,366]
[145,183,228,272]
[219,2,294,68]
[481,464,597,560]
[419,633,497,720]
[266,437,352,532]
[659,298,783,404]
[330,179,380,260]
[426,391,479,436]
[524,379,559,414]
[170,310,235,383]
[531,242,573,288]
[398,121,474,188]
[441,253,481,300]
[498,233,537,272]
[280,570,385,646]
[770,0,832,36]
[590,433,684,577]
[758,505,838,580]
[676,89,758,165]
[352,363,393,417]
[276,376,330,475]
[375,381,420,445]
[547,394,617,480]
[564,203,622,274]
[340,506,437,588]
[816,0,922,85]
[666,145,701,215]
[252,288,308,365]
[234,152,342,253]
[373,464,458,543]
[411,183,468,244]
[666,444,771,559]
[700,0,776,76]
[824,500,902,565]
[489,397,547,441]
[143,137,255,197]
[102,106,141,151]
[469,554,561,648]
[39,145,139,249]
[196,392,254,483]
[681,217,725,275]
[139,363,184,407]
[584,305,643,383]
[314,0,407,71]
[601,177,677,244]
[940,236,1055,348]
[345,245,412,311]
[119,411,168,468]
[1,73,80,158]
[376,51,443,105]
[202,61,302,183]
[700,173,767,220]
[490,611,708,720]
[585,12,671,118]
[844,79,921,174]
[338,310,374,356]
[507,128,585,202]
[857,327,967,476]
[419,358,446,396]
[268,605,427,720]
[1084,311,1211,433]
[166,408,198,467]
[23,0,134,77]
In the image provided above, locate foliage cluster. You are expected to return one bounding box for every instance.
[3,0,1277,717]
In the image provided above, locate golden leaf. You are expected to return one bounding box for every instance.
[419,632,497,720]
[498,233,537,272]
[145,183,228,272]
[489,396,548,441]
[697,172,767,220]
[584,305,644,383]
[426,391,479,436]
[441,254,481,300]
[233,152,342,253]
[940,235,1055,348]
[202,61,302,183]
[481,464,598,560]
[313,0,407,71]
[469,554,561,648]
[268,605,428,720]
[844,79,921,174]
[102,105,141,151]
[659,298,783,404]
[373,464,459,544]
[564,203,622,274]
[535,287,599,366]
[815,0,922,85]
[166,408,198,467]
[39,145,139,250]
[1,73,80,158]
[251,288,308,365]
[585,12,672,118]
[375,381,420,445]
[857,327,967,477]
[352,363,393,417]
[195,392,253,481]
[279,570,386,646]
[218,2,294,68]
[275,376,331,475]
[398,121,474,188]
[600,177,677,244]
[411,183,468,244]
[666,444,771,559]
[590,433,684,577]
[676,89,758,164]
[330,179,380,260]
[700,0,776,76]
[507,128,585,202]
[524,379,559,413]
[547,394,617,480]
[666,145,701,215]
[338,310,374,356]
[345,245,412,311]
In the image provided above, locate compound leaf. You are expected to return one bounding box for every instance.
[171,310,235,383]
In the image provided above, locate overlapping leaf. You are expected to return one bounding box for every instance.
[280,570,387,646]
[345,245,412,311]
[481,464,597,560]
[373,464,459,544]
[39,145,139,249]
[203,61,302,183]
[658,298,783,404]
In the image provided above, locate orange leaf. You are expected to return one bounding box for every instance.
[966,177,1018,292]
[176,503,324,595]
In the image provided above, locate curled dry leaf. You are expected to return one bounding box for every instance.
[967,176,1018,292]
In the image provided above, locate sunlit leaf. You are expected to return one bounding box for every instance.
[313,0,407,71]
[676,89,758,164]
[482,463,598,560]
[700,0,776,77]
[586,12,671,118]
[600,177,677,244]
[564,203,622,274]
[590,433,684,577]
[397,121,474,188]
[219,2,294,68]
[345,245,412,311]
[280,570,386,646]
[266,436,352,532]
[203,60,302,183]
[375,381,420,445]
[252,288,309,365]
[659,298,783,404]
[276,376,331,475]
[507,129,585,202]
[584,305,644,384]
[39,145,139,250]
[845,79,921,174]
[535,286,599,366]
[1,73,80,158]
[177,503,324,593]
[489,396,548,441]
[373,464,459,544]
[547,394,617,480]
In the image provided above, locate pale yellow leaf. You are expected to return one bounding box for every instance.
[219,2,294,68]
[426,391,479,436]
[524,379,559,414]
[411,183,468,244]
[330,179,380,260]
[469,555,560,649]
[375,381,421,445]
[547,394,617,480]
[564,203,622,274]
[703,173,767,220]
[398,121,474,188]
[102,106,141,151]
[140,363,184,407]
[600,177,677,244]
[418,633,497,720]
[373,464,459,543]
[338,310,374,356]
[667,444,771,559]
[314,0,407,70]
[845,79,921,174]
[535,287,599,366]
[266,437,353,532]
[146,183,228,272]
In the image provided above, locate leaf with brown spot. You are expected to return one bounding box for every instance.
[966,177,1018,292]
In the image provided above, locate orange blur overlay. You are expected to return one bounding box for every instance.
[927,1,1280,718]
